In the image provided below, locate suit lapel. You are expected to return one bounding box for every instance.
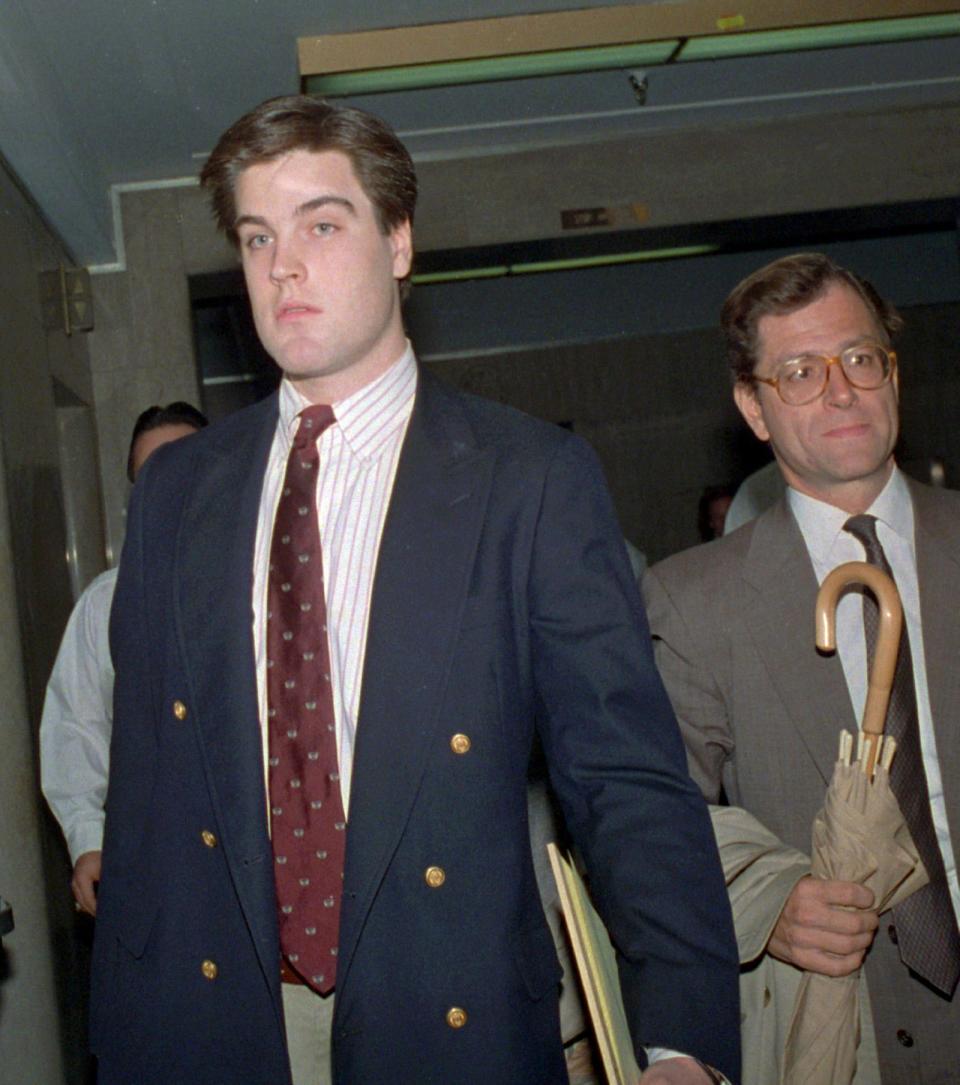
[911,481,960,837]
[336,372,494,992]
[741,500,856,786]
[175,396,282,984]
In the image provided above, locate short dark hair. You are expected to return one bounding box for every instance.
[127,402,208,482]
[200,95,417,295]
[721,253,904,384]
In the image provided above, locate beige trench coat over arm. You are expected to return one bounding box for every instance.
[711,804,881,1085]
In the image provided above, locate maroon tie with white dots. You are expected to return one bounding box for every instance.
[267,404,345,995]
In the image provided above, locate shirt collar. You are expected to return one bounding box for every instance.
[277,342,417,462]
[869,465,913,544]
[787,465,913,565]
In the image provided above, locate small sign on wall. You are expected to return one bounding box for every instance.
[561,204,650,231]
[39,266,94,335]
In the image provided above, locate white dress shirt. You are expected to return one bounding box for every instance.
[789,468,960,921]
[40,566,116,864]
[252,346,417,815]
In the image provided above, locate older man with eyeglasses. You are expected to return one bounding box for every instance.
[643,253,960,1085]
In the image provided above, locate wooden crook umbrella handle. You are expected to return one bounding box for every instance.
[815,561,903,769]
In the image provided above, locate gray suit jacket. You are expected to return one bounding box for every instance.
[643,478,960,1085]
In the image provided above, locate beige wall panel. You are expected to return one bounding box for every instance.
[156,104,960,266]
[116,104,960,273]
[414,104,960,251]
[87,271,137,565]
[88,189,202,564]
[177,185,236,275]
[123,188,196,371]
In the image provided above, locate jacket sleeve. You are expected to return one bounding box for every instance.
[642,562,736,804]
[643,557,820,1085]
[526,434,741,1083]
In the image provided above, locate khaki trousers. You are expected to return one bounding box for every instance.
[282,983,335,1085]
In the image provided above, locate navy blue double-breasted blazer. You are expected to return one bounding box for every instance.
[91,369,739,1084]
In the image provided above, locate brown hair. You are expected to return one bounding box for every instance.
[200,95,417,292]
[721,253,903,384]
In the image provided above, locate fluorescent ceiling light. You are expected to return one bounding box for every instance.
[304,12,960,96]
[678,13,960,61]
[304,41,678,96]
[412,245,719,285]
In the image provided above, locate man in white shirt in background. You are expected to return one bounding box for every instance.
[40,401,207,914]
[644,252,960,1084]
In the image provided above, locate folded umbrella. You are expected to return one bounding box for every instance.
[781,562,928,1085]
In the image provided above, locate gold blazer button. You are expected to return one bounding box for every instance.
[201,830,218,848]
[424,866,446,888]
[449,733,471,755]
[445,1007,467,1029]
[201,959,218,981]
[173,700,188,721]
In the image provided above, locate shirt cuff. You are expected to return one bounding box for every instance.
[645,1048,730,1084]
[66,819,105,867]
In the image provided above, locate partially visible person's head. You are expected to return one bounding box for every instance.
[127,402,208,482]
[698,485,734,541]
[726,256,902,514]
[200,94,417,295]
[721,253,903,385]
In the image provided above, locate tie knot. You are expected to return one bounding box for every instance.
[843,513,884,567]
[843,513,878,544]
[293,404,336,450]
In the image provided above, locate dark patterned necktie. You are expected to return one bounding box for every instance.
[844,513,960,994]
[268,404,346,995]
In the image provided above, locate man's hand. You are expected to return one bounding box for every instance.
[639,1056,718,1083]
[768,875,878,976]
[72,850,102,916]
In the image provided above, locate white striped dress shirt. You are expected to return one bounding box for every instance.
[253,346,417,815]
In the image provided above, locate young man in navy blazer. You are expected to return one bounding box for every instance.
[91,95,739,1085]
